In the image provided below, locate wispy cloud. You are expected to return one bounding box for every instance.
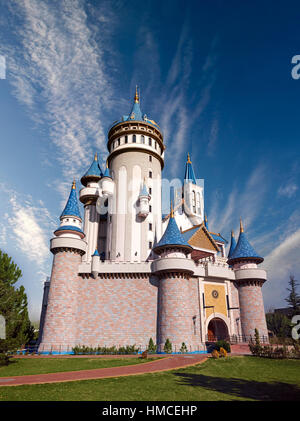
[207,117,219,156]
[278,182,298,198]
[2,0,116,186]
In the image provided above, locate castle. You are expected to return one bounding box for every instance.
[38,89,269,353]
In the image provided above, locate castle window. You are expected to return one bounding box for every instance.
[125,135,128,144]
[193,316,196,335]
[149,223,152,231]
[149,155,152,162]
[149,241,153,249]
[141,135,145,144]
[149,171,152,178]
[133,135,136,143]
[118,138,120,146]
[148,137,152,146]
[149,205,152,213]
[149,187,152,195]
[192,190,196,213]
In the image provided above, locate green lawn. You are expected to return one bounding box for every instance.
[0,356,300,401]
[0,356,159,377]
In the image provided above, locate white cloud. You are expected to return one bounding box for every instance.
[278,182,298,198]
[3,0,115,186]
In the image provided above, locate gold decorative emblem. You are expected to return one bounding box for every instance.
[212,290,219,299]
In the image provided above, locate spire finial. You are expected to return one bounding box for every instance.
[240,218,244,233]
[170,200,174,218]
[134,85,139,103]
[231,229,235,237]
[205,213,208,223]
[72,179,76,189]
[187,152,191,164]
[94,152,97,161]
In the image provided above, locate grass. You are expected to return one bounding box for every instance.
[0,356,159,377]
[0,356,300,401]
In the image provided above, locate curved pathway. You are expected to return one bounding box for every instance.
[0,354,207,387]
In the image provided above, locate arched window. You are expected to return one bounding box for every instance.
[192,190,196,213]
[148,137,152,146]
[133,135,136,143]
[141,135,145,144]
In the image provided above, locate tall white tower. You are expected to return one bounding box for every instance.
[106,88,165,262]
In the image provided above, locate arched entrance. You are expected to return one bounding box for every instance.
[207,317,229,341]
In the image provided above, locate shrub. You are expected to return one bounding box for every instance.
[163,338,172,354]
[215,340,231,353]
[0,353,10,366]
[180,342,188,353]
[219,347,227,358]
[148,338,157,354]
[211,349,219,359]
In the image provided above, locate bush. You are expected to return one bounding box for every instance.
[141,350,148,359]
[215,340,231,353]
[0,353,10,366]
[211,350,219,359]
[148,338,157,354]
[180,342,188,353]
[72,344,140,355]
[163,338,172,354]
[219,347,227,358]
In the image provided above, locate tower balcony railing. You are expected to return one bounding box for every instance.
[196,255,229,268]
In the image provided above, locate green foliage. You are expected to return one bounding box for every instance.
[266,312,291,338]
[0,353,10,366]
[72,344,140,355]
[148,337,156,354]
[285,274,300,316]
[215,340,231,353]
[163,338,172,354]
[180,342,188,353]
[0,250,34,352]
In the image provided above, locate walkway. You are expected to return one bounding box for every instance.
[0,354,207,387]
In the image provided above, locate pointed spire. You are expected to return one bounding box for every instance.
[81,153,102,186]
[240,217,244,233]
[184,152,197,184]
[103,160,111,178]
[170,200,174,218]
[134,85,139,103]
[228,230,237,258]
[227,221,263,265]
[139,179,149,197]
[60,181,82,220]
[204,213,209,230]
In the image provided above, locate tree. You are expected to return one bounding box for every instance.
[148,337,156,354]
[285,274,300,316]
[266,312,291,338]
[163,338,172,354]
[0,250,34,352]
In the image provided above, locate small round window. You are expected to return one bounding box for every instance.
[212,290,219,299]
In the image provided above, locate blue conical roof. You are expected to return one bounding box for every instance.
[228,231,237,258]
[227,221,263,264]
[60,181,81,220]
[103,163,111,178]
[92,249,100,257]
[81,153,102,186]
[184,153,196,184]
[153,207,192,254]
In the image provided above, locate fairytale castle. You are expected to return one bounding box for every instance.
[38,89,269,353]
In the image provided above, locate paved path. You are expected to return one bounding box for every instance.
[0,354,207,387]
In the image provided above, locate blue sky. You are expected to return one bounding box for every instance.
[0,0,300,321]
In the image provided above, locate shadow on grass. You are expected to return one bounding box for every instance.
[174,372,300,401]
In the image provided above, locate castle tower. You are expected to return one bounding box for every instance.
[152,203,195,352]
[106,87,165,261]
[79,153,102,262]
[227,219,268,341]
[39,181,86,352]
[183,153,204,225]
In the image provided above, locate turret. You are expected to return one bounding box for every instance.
[51,180,86,252]
[183,153,204,225]
[101,162,114,197]
[138,180,150,217]
[228,230,237,259]
[106,87,165,261]
[152,202,196,352]
[39,180,86,353]
[79,153,102,262]
[227,219,268,342]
